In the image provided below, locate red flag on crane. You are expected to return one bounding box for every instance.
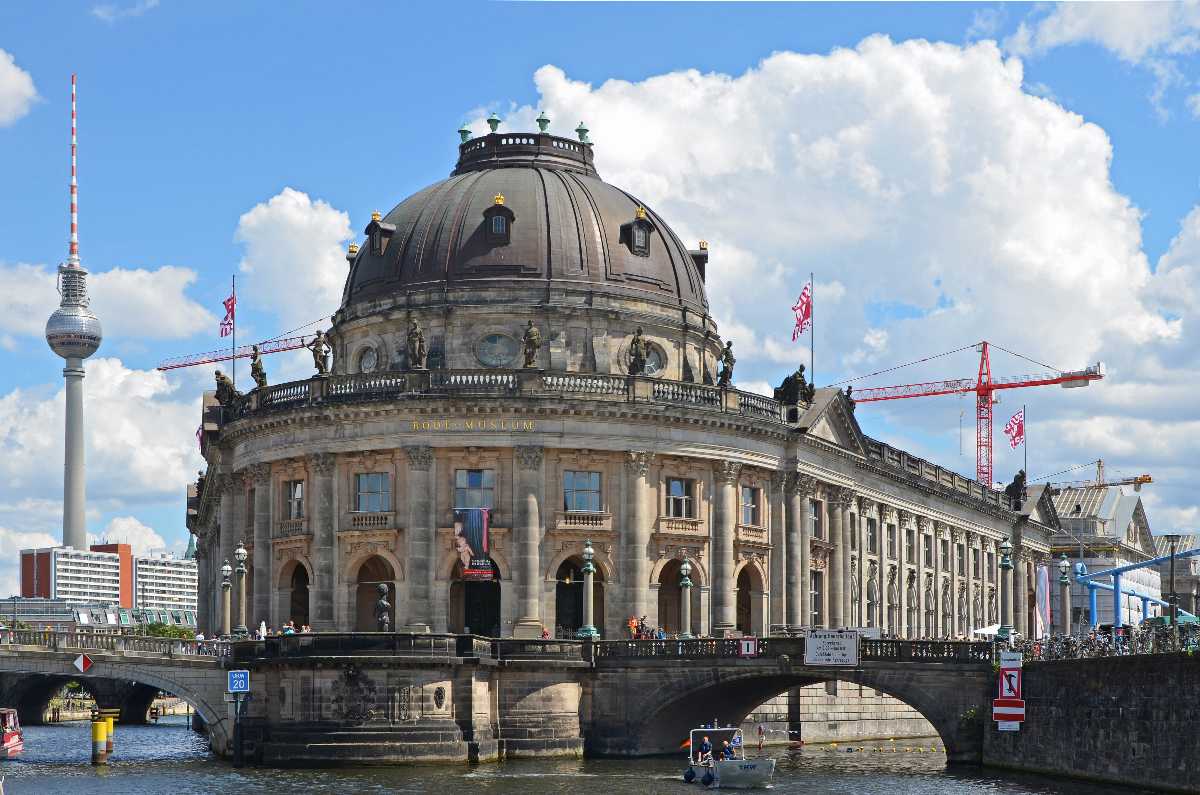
[219,293,236,338]
[1003,408,1025,449]
[791,282,813,341]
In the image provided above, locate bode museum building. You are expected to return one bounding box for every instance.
[187,121,1055,648]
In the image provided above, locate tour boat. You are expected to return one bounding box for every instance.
[0,709,22,758]
[682,727,775,789]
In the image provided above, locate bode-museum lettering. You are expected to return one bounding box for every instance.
[410,417,536,432]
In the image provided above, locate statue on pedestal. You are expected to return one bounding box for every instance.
[307,330,330,375]
[1004,469,1027,511]
[374,583,391,632]
[522,320,541,368]
[628,327,647,375]
[250,344,268,389]
[214,369,242,408]
[407,320,428,370]
[717,340,736,387]
[773,363,814,404]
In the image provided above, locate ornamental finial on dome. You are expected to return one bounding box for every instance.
[635,206,647,220]
[536,110,550,133]
[487,112,501,133]
[371,210,382,222]
[493,193,505,206]
[575,121,590,143]
[458,125,471,143]
[348,242,359,255]
[699,240,708,250]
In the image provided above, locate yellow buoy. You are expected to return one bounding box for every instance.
[90,720,107,765]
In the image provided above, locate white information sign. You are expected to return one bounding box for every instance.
[803,630,860,666]
[997,721,1020,732]
[999,651,1023,669]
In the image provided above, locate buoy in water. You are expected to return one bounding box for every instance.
[683,767,696,783]
[701,770,715,787]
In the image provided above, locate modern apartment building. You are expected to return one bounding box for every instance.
[133,553,198,612]
[20,544,131,607]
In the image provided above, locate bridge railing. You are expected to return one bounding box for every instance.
[230,633,590,663]
[2,630,229,659]
[592,636,991,662]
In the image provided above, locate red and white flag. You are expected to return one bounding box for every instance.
[219,293,236,337]
[791,282,813,341]
[1003,409,1025,449]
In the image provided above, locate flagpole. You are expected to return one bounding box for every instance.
[231,274,237,390]
[810,271,815,386]
[1023,403,1027,476]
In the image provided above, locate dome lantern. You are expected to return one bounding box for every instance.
[536,110,550,133]
[486,112,501,133]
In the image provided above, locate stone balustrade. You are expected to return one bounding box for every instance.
[349,511,395,530]
[554,510,613,533]
[273,518,308,538]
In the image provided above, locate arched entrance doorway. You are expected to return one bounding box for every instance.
[288,564,310,628]
[735,564,765,635]
[448,559,501,636]
[354,555,396,631]
[554,558,605,638]
[657,559,701,636]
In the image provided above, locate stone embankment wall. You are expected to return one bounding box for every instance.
[984,654,1200,793]
[743,684,937,744]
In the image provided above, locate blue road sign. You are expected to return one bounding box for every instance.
[227,669,250,693]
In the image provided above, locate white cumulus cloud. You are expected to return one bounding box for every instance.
[99,516,167,556]
[235,187,354,331]
[0,526,60,598]
[0,49,36,127]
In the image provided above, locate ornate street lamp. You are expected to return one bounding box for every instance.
[1057,553,1072,635]
[576,539,600,640]
[234,540,249,638]
[678,558,694,640]
[997,538,1013,644]
[220,559,233,638]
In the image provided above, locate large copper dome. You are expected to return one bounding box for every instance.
[341,130,710,315]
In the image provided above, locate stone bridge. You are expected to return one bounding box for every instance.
[0,632,994,765]
[586,637,993,762]
[0,631,232,753]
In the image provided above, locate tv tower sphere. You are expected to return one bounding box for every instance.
[45,73,101,551]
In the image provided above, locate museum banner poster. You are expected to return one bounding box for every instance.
[803,629,860,666]
[454,508,492,580]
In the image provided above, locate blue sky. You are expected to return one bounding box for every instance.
[2,1,1199,592]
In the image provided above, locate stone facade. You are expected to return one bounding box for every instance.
[187,127,1054,648]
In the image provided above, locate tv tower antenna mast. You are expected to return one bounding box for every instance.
[44,74,102,550]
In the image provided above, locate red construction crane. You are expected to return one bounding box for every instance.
[156,335,314,371]
[850,341,1104,488]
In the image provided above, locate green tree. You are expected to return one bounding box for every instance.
[142,622,194,639]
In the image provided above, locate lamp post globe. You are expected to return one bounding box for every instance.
[220,559,233,639]
[234,540,249,638]
[235,541,248,566]
[576,538,600,640]
[1058,553,1070,584]
[997,538,1014,643]
[221,560,233,583]
[678,558,694,640]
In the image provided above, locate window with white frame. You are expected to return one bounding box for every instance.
[283,480,304,520]
[355,472,390,513]
[455,469,495,510]
[563,470,602,512]
[741,486,761,526]
[666,478,695,518]
[810,499,823,539]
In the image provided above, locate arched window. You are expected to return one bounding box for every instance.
[491,215,506,236]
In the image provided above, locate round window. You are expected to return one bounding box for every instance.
[359,347,378,373]
[644,346,665,376]
[476,333,519,368]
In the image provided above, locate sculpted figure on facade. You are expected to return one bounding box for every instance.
[404,445,434,471]
[307,330,331,376]
[374,583,392,631]
[627,327,647,375]
[625,450,654,476]
[406,320,427,370]
[250,344,268,390]
[773,364,814,404]
[717,341,735,387]
[521,320,541,368]
[515,445,544,470]
[214,369,242,409]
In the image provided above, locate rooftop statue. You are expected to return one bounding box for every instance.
[250,344,268,390]
[844,385,856,413]
[628,327,647,376]
[307,330,330,376]
[407,320,428,370]
[773,364,815,404]
[522,320,541,368]
[214,369,242,409]
[1004,469,1027,511]
[717,341,735,387]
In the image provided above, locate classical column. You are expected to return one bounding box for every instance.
[839,491,854,626]
[404,445,434,632]
[856,497,871,628]
[309,452,336,630]
[623,452,654,625]
[712,460,741,635]
[785,473,816,629]
[951,528,964,637]
[768,472,788,631]
[249,463,272,633]
[513,445,544,638]
[1014,552,1029,638]
[929,520,942,637]
[828,488,844,629]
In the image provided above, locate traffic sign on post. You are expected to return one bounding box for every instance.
[227,669,250,693]
[998,668,1022,699]
[738,637,759,657]
[992,697,1025,722]
[74,653,92,673]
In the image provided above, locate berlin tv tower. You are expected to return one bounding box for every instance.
[44,74,102,550]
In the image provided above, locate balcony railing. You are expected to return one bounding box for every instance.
[273,518,309,539]
[655,516,707,538]
[348,511,395,530]
[554,511,613,533]
[736,524,770,546]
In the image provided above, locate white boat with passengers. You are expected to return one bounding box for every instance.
[682,727,776,789]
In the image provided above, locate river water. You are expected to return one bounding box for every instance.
[0,717,1155,794]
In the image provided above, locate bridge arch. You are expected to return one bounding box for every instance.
[590,661,989,764]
